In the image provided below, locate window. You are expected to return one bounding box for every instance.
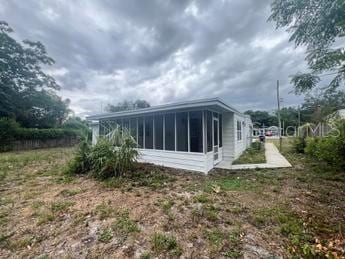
[165,113,175,151]
[154,115,163,150]
[206,111,212,152]
[145,116,153,149]
[130,118,137,143]
[176,112,188,151]
[237,120,242,141]
[123,118,130,133]
[138,118,144,148]
[219,114,222,147]
[189,111,203,152]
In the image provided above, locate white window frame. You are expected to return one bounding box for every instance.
[237,120,242,141]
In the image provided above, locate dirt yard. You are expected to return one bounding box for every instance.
[0,143,344,258]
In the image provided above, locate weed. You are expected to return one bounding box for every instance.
[0,210,9,226]
[204,228,224,247]
[103,177,125,188]
[54,174,74,184]
[140,251,151,259]
[0,171,7,181]
[37,212,55,225]
[129,170,176,190]
[194,193,209,203]
[230,205,247,215]
[59,188,84,197]
[205,228,242,256]
[0,232,14,248]
[98,228,113,243]
[93,202,116,220]
[51,201,75,213]
[112,210,139,234]
[204,205,219,221]
[151,233,182,256]
[31,200,45,209]
[162,199,174,215]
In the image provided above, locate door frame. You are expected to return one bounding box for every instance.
[213,116,220,165]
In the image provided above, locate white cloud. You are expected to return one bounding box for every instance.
[1,0,309,117]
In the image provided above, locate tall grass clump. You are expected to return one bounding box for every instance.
[67,127,138,178]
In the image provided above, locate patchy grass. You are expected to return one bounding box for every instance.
[150,233,182,257]
[0,146,344,258]
[93,202,116,220]
[98,228,113,243]
[194,193,209,203]
[59,188,84,197]
[112,210,140,234]
[232,142,266,165]
[51,201,75,213]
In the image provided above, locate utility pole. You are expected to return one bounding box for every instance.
[276,80,282,151]
[298,105,301,127]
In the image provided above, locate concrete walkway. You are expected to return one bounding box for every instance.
[216,143,292,170]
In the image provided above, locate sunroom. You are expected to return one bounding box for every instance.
[87,98,252,173]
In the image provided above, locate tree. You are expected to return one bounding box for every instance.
[0,21,69,128]
[278,106,299,129]
[61,116,91,138]
[244,110,277,127]
[301,90,345,122]
[106,99,150,112]
[269,0,345,94]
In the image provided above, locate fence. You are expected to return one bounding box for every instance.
[1,137,79,152]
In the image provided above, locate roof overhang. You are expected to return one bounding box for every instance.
[86,98,245,121]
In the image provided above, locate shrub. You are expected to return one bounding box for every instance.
[251,141,262,150]
[89,138,114,179]
[67,127,138,179]
[304,119,345,170]
[304,137,320,157]
[293,137,306,153]
[66,139,92,175]
[0,117,79,151]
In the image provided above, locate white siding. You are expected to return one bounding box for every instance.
[222,112,235,163]
[91,123,99,146]
[138,149,208,173]
[205,152,214,172]
[233,114,253,160]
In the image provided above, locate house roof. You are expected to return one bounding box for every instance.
[86,97,249,120]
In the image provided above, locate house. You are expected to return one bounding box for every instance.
[86,98,253,173]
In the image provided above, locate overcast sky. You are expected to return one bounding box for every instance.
[1,0,308,117]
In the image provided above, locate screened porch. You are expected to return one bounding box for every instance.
[98,110,223,157]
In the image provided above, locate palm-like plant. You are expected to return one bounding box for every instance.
[68,126,139,178]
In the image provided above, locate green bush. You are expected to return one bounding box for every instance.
[304,120,345,170]
[67,128,138,179]
[251,141,263,150]
[66,139,92,175]
[293,137,306,153]
[304,137,320,156]
[0,117,79,142]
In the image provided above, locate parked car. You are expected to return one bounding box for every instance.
[265,131,272,136]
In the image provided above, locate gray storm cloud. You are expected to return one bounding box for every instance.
[0,0,306,117]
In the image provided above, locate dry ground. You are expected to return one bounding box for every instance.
[0,141,344,258]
